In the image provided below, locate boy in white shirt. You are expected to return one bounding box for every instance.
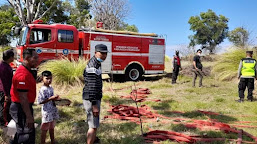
[38,71,59,144]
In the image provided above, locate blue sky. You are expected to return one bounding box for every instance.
[127,0,257,56]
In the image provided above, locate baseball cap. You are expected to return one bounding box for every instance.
[95,44,108,52]
[196,49,202,53]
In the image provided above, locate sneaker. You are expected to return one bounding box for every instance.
[236,99,244,103]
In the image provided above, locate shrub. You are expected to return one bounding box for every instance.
[212,48,256,81]
[165,55,171,62]
[165,55,172,73]
[0,46,13,60]
[38,58,88,85]
[0,46,12,52]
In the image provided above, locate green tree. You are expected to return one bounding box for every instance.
[63,0,91,28]
[1,1,70,46]
[188,9,229,53]
[119,23,138,32]
[124,24,138,32]
[7,0,68,25]
[41,0,69,24]
[228,27,249,48]
[0,4,19,46]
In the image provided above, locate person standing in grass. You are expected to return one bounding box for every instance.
[192,49,204,87]
[236,51,257,103]
[0,49,14,126]
[171,50,182,84]
[10,49,38,144]
[38,71,60,144]
[82,44,108,144]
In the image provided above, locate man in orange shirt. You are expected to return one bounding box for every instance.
[10,49,38,144]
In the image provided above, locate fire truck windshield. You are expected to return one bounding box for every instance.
[18,27,29,46]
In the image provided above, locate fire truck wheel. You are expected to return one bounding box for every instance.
[125,65,143,81]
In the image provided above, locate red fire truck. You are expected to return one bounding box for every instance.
[14,22,165,81]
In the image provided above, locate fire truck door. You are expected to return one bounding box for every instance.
[90,41,112,73]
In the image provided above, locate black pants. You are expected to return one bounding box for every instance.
[238,78,254,99]
[9,102,35,144]
[4,100,11,125]
[192,69,203,87]
[0,91,4,126]
[172,65,180,84]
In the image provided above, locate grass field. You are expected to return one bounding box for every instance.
[1,59,257,144]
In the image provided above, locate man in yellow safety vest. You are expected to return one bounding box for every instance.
[237,51,257,102]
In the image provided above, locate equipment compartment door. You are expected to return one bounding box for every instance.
[149,45,165,64]
[90,41,112,73]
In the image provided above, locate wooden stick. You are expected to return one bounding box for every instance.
[237,129,242,144]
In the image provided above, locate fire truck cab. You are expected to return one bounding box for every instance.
[14,22,165,81]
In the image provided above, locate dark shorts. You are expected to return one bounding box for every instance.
[9,102,35,144]
[83,100,101,128]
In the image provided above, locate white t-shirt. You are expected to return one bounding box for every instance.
[38,85,59,123]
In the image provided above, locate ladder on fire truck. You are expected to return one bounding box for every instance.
[79,27,158,37]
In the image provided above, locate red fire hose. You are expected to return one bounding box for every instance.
[120,88,161,102]
[104,88,257,143]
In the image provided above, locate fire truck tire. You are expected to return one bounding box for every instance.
[125,65,143,81]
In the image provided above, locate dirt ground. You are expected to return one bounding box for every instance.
[180,65,211,77]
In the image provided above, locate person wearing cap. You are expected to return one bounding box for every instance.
[236,51,257,103]
[171,51,182,84]
[82,44,108,144]
[192,49,204,87]
[0,49,14,126]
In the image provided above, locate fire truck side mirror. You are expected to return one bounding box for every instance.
[11,26,15,36]
[13,26,22,36]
